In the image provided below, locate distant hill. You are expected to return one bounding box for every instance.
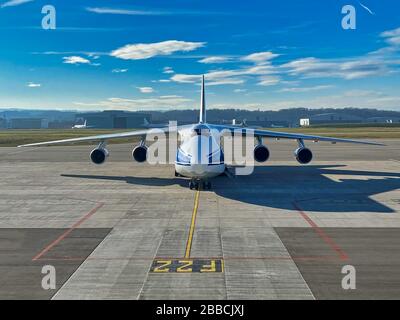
[0,109,76,121]
[147,108,400,125]
[1,108,400,126]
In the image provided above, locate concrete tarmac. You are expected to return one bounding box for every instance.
[0,139,400,299]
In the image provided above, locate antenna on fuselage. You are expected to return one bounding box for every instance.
[199,75,206,123]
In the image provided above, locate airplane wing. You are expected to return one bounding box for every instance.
[208,124,384,146]
[18,125,188,147]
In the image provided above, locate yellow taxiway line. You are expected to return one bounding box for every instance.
[184,188,200,258]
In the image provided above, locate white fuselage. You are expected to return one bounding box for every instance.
[175,123,225,179]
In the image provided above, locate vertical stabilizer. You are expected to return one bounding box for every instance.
[199,75,206,123]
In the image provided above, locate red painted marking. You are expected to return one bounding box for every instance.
[293,201,349,261]
[32,202,104,261]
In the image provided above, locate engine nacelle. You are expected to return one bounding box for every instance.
[132,145,148,163]
[294,147,313,164]
[254,144,270,163]
[90,148,109,165]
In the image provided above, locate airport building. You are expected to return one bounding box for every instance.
[78,111,152,129]
[299,118,310,127]
[0,118,6,129]
[48,120,75,129]
[10,118,48,129]
[300,113,364,126]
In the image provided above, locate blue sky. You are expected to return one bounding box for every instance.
[0,0,399,111]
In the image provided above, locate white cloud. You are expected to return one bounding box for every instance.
[234,89,247,93]
[279,85,333,92]
[257,76,280,86]
[112,68,128,73]
[152,79,172,83]
[170,74,201,83]
[175,29,400,88]
[74,95,193,110]
[27,82,41,88]
[245,65,276,75]
[86,7,166,16]
[110,40,206,60]
[163,66,174,74]
[171,63,277,86]
[159,95,183,99]
[280,28,400,81]
[198,56,232,64]
[171,51,282,86]
[88,54,100,60]
[204,70,247,85]
[85,7,223,17]
[1,0,33,8]
[198,52,278,65]
[171,36,399,88]
[207,79,244,86]
[282,57,390,80]
[265,90,400,110]
[137,87,154,93]
[241,51,280,64]
[381,27,400,46]
[63,56,91,65]
[358,2,375,15]
[205,90,400,111]
[171,72,244,86]
[33,50,106,56]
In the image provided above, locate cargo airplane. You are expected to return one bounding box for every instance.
[19,76,383,189]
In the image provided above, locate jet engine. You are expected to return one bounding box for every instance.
[132,145,148,163]
[294,147,313,164]
[254,144,270,163]
[90,147,109,165]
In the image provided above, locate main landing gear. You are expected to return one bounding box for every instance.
[189,179,212,190]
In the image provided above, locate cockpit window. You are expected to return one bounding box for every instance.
[191,125,210,137]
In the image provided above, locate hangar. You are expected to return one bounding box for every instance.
[78,110,152,129]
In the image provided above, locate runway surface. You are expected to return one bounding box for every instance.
[1,139,400,299]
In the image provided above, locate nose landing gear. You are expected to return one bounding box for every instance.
[189,179,212,190]
[189,180,197,190]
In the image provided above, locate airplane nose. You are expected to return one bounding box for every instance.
[192,164,205,174]
[189,136,217,165]
[189,137,204,164]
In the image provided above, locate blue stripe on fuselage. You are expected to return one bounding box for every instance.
[175,146,224,167]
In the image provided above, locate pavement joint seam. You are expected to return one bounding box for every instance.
[136,185,178,300]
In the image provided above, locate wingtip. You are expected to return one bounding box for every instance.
[365,139,386,146]
[17,143,39,148]
[367,141,386,146]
